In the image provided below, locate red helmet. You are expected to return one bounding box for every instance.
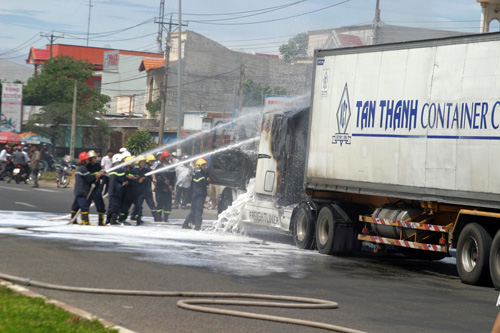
[160,150,171,161]
[5,145,10,149]
[78,152,90,163]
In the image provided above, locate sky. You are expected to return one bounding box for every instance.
[0,0,485,67]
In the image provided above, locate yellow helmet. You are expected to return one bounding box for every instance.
[124,156,135,163]
[195,158,207,168]
[146,154,156,162]
[137,155,146,163]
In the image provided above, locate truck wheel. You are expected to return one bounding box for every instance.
[316,205,336,255]
[489,230,500,290]
[457,223,492,286]
[292,203,315,250]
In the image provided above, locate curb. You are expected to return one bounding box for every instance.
[0,280,137,333]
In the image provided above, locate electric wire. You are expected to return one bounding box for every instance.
[190,0,351,25]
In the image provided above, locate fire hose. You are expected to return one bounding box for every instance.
[0,272,365,333]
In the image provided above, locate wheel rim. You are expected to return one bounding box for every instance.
[296,211,307,242]
[461,236,478,273]
[317,216,329,246]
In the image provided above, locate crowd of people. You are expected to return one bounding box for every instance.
[71,148,210,230]
[0,143,50,186]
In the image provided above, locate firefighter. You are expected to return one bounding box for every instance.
[128,156,149,225]
[118,156,138,224]
[70,152,103,225]
[87,150,106,226]
[132,154,159,221]
[182,158,210,230]
[155,150,176,222]
[106,153,127,225]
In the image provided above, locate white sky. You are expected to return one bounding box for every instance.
[0,0,484,66]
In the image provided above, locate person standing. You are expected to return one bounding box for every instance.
[70,152,103,225]
[155,150,176,222]
[29,146,41,188]
[100,149,113,195]
[173,155,193,209]
[182,158,210,231]
[86,150,106,226]
[106,153,127,225]
[0,144,10,179]
[119,156,138,224]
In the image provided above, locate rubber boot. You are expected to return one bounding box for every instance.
[110,214,119,225]
[98,212,105,226]
[156,211,162,222]
[163,213,169,222]
[70,211,78,225]
[136,215,143,226]
[81,212,90,225]
[152,210,160,222]
[105,212,112,225]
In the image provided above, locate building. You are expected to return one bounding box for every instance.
[26,44,163,115]
[139,30,311,136]
[307,24,468,58]
[0,59,32,84]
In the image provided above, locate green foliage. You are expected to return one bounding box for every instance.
[243,80,288,106]
[0,286,117,332]
[146,98,161,119]
[279,32,309,63]
[22,56,110,145]
[125,129,154,155]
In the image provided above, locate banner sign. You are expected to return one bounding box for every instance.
[1,83,23,132]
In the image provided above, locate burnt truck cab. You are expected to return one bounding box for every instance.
[238,107,310,231]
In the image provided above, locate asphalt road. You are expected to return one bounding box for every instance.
[0,180,499,332]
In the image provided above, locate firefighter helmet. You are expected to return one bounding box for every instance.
[112,153,122,164]
[146,154,156,162]
[78,152,90,163]
[195,158,207,168]
[160,150,170,161]
[87,150,97,158]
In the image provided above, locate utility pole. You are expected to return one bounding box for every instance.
[40,31,64,58]
[158,14,173,146]
[70,81,77,160]
[157,0,165,53]
[177,0,182,157]
[237,65,245,117]
[86,0,93,46]
[373,0,381,45]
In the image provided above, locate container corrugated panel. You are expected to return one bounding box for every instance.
[307,33,500,208]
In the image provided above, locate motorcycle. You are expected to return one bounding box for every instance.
[11,164,28,184]
[55,159,76,188]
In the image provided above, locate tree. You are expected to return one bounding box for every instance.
[146,98,161,119]
[125,129,154,156]
[23,56,110,145]
[279,33,309,63]
[243,80,288,107]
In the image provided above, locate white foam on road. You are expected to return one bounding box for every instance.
[0,210,317,278]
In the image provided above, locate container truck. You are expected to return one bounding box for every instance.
[211,32,500,289]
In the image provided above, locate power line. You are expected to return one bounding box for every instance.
[191,0,350,25]
[176,1,307,17]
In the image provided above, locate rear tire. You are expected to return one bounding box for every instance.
[457,223,492,286]
[292,203,315,250]
[489,230,500,290]
[60,175,70,188]
[316,205,336,255]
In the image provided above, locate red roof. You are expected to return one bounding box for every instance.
[254,53,280,59]
[139,58,165,72]
[337,34,363,47]
[26,44,163,70]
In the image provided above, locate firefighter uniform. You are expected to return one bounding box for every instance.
[106,165,127,225]
[70,152,97,225]
[155,151,176,222]
[182,159,209,230]
[87,151,106,226]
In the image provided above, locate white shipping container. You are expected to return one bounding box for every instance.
[307,34,500,209]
